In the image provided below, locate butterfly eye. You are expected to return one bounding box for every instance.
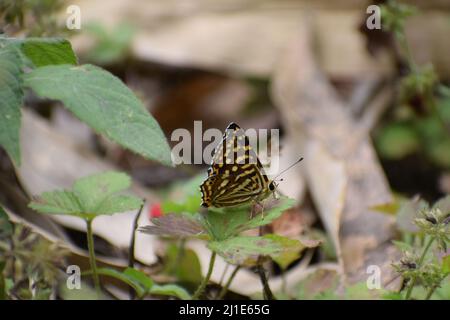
[268,182,275,191]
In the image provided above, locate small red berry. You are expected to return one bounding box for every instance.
[149,203,163,219]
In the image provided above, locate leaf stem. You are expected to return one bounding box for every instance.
[405,237,435,300]
[86,218,101,297]
[193,251,216,300]
[218,265,241,299]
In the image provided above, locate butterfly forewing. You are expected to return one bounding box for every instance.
[200,122,271,208]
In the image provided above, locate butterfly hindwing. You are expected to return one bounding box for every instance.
[200,122,270,208]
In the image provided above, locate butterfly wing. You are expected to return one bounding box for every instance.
[200,123,270,207]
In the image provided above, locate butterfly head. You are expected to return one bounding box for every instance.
[268,180,277,192]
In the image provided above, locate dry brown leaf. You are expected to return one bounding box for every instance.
[68,0,397,79]
[271,22,399,287]
[139,213,205,238]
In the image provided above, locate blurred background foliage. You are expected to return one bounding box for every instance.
[0,0,449,300]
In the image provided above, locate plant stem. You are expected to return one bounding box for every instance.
[172,238,186,273]
[218,263,230,288]
[128,202,145,300]
[193,251,216,300]
[257,259,274,300]
[425,285,437,300]
[281,271,287,295]
[128,202,145,269]
[425,274,447,300]
[86,219,101,297]
[218,265,241,299]
[405,237,435,300]
[419,237,434,265]
[404,275,416,300]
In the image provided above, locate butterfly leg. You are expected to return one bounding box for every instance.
[249,201,264,220]
[273,190,279,200]
[259,201,266,219]
[249,200,258,220]
[252,201,265,219]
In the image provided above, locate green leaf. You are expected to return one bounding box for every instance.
[435,279,450,299]
[162,194,201,215]
[375,122,420,160]
[204,197,295,241]
[29,190,83,217]
[0,44,23,165]
[208,234,319,267]
[95,267,152,298]
[442,255,450,274]
[84,23,134,65]
[203,205,252,241]
[241,197,296,230]
[380,1,417,33]
[265,234,311,270]
[382,291,404,300]
[427,138,450,168]
[94,195,143,215]
[73,171,131,212]
[123,267,153,290]
[23,64,173,166]
[95,267,189,299]
[29,171,142,218]
[164,244,202,285]
[150,284,191,300]
[0,206,13,238]
[370,201,401,215]
[15,38,77,67]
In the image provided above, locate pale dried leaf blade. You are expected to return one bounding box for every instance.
[272,27,396,285]
[139,213,205,238]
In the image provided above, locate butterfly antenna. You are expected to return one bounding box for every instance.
[273,157,303,181]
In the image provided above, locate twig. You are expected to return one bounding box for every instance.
[128,201,145,299]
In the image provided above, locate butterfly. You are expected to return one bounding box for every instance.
[200,122,302,208]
